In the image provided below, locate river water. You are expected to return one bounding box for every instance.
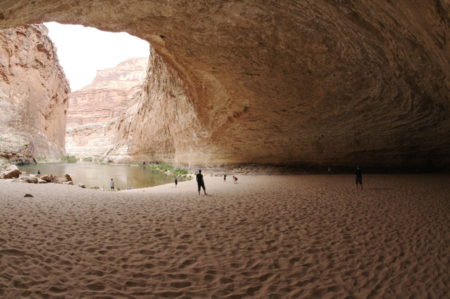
[18,163,175,190]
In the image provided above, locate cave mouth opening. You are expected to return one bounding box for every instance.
[43,22,151,162]
[45,22,150,92]
[1,22,184,187]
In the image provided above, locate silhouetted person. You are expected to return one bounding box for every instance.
[355,166,363,190]
[110,178,115,191]
[37,170,41,175]
[224,174,227,182]
[174,177,178,187]
[233,176,238,184]
[196,170,206,195]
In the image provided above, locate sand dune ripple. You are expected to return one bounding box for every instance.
[0,175,449,297]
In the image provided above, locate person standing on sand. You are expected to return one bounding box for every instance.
[110,178,115,191]
[196,170,207,195]
[174,176,178,187]
[224,174,227,182]
[233,176,238,184]
[355,166,363,190]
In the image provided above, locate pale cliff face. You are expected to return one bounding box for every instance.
[0,25,70,162]
[66,58,147,158]
[0,1,448,169]
[109,49,204,164]
[81,58,148,91]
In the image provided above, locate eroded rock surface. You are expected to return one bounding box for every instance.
[0,25,69,163]
[109,48,204,163]
[66,58,147,158]
[0,1,448,169]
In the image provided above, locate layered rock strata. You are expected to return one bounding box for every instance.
[109,49,204,163]
[66,58,147,158]
[0,24,70,165]
[0,1,448,169]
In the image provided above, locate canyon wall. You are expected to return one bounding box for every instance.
[109,49,206,164]
[66,58,147,159]
[0,1,448,169]
[0,25,70,165]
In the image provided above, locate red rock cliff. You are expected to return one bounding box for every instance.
[0,1,448,169]
[66,58,147,158]
[0,24,70,164]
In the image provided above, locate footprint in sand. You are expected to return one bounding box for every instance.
[178,259,196,268]
[168,273,188,280]
[170,281,192,288]
[125,280,147,288]
[49,286,67,294]
[86,282,105,291]
[132,273,150,279]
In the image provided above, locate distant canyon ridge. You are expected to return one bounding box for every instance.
[65,58,147,160]
[0,1,449,169]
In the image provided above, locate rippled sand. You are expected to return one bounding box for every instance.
[0,174,448,298]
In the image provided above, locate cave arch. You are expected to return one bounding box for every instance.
[1,1,449,169]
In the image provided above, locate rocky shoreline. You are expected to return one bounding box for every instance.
[0,165,88,188]
[0,162,192,191]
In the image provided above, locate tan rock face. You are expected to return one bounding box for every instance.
[0,1,448,169]
[0,25,70,162]
[110,49,203,163]
[66,58,147,158]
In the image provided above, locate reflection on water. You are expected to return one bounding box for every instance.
[19,163,175,190]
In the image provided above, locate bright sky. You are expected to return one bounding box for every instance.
[45,22,150,91]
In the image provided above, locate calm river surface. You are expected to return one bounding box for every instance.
[19,163,175,190]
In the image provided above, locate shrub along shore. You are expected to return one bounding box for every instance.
[0,156,191,189]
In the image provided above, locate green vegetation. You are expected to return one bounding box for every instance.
[156,164,174,172]
[60,155,78,163]
[142,163,191,180]
[36,157,50,163]
[92,158,107,164]
[174,168,188,175]
[79,157,110,164]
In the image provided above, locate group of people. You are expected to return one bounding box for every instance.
[223,174,238,184]
[181,166,363,195]
[109,166,364,192]
[196,171,241,195]
[186,170,241,195]
[108,170,230,195]
[107,170,213,194]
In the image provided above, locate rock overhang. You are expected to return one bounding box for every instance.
[0,1,448,170]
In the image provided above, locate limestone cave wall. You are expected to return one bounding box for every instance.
[0,24,70,164]
[0,1,448,168]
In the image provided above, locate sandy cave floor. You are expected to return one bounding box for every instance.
[0,174,449,298]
